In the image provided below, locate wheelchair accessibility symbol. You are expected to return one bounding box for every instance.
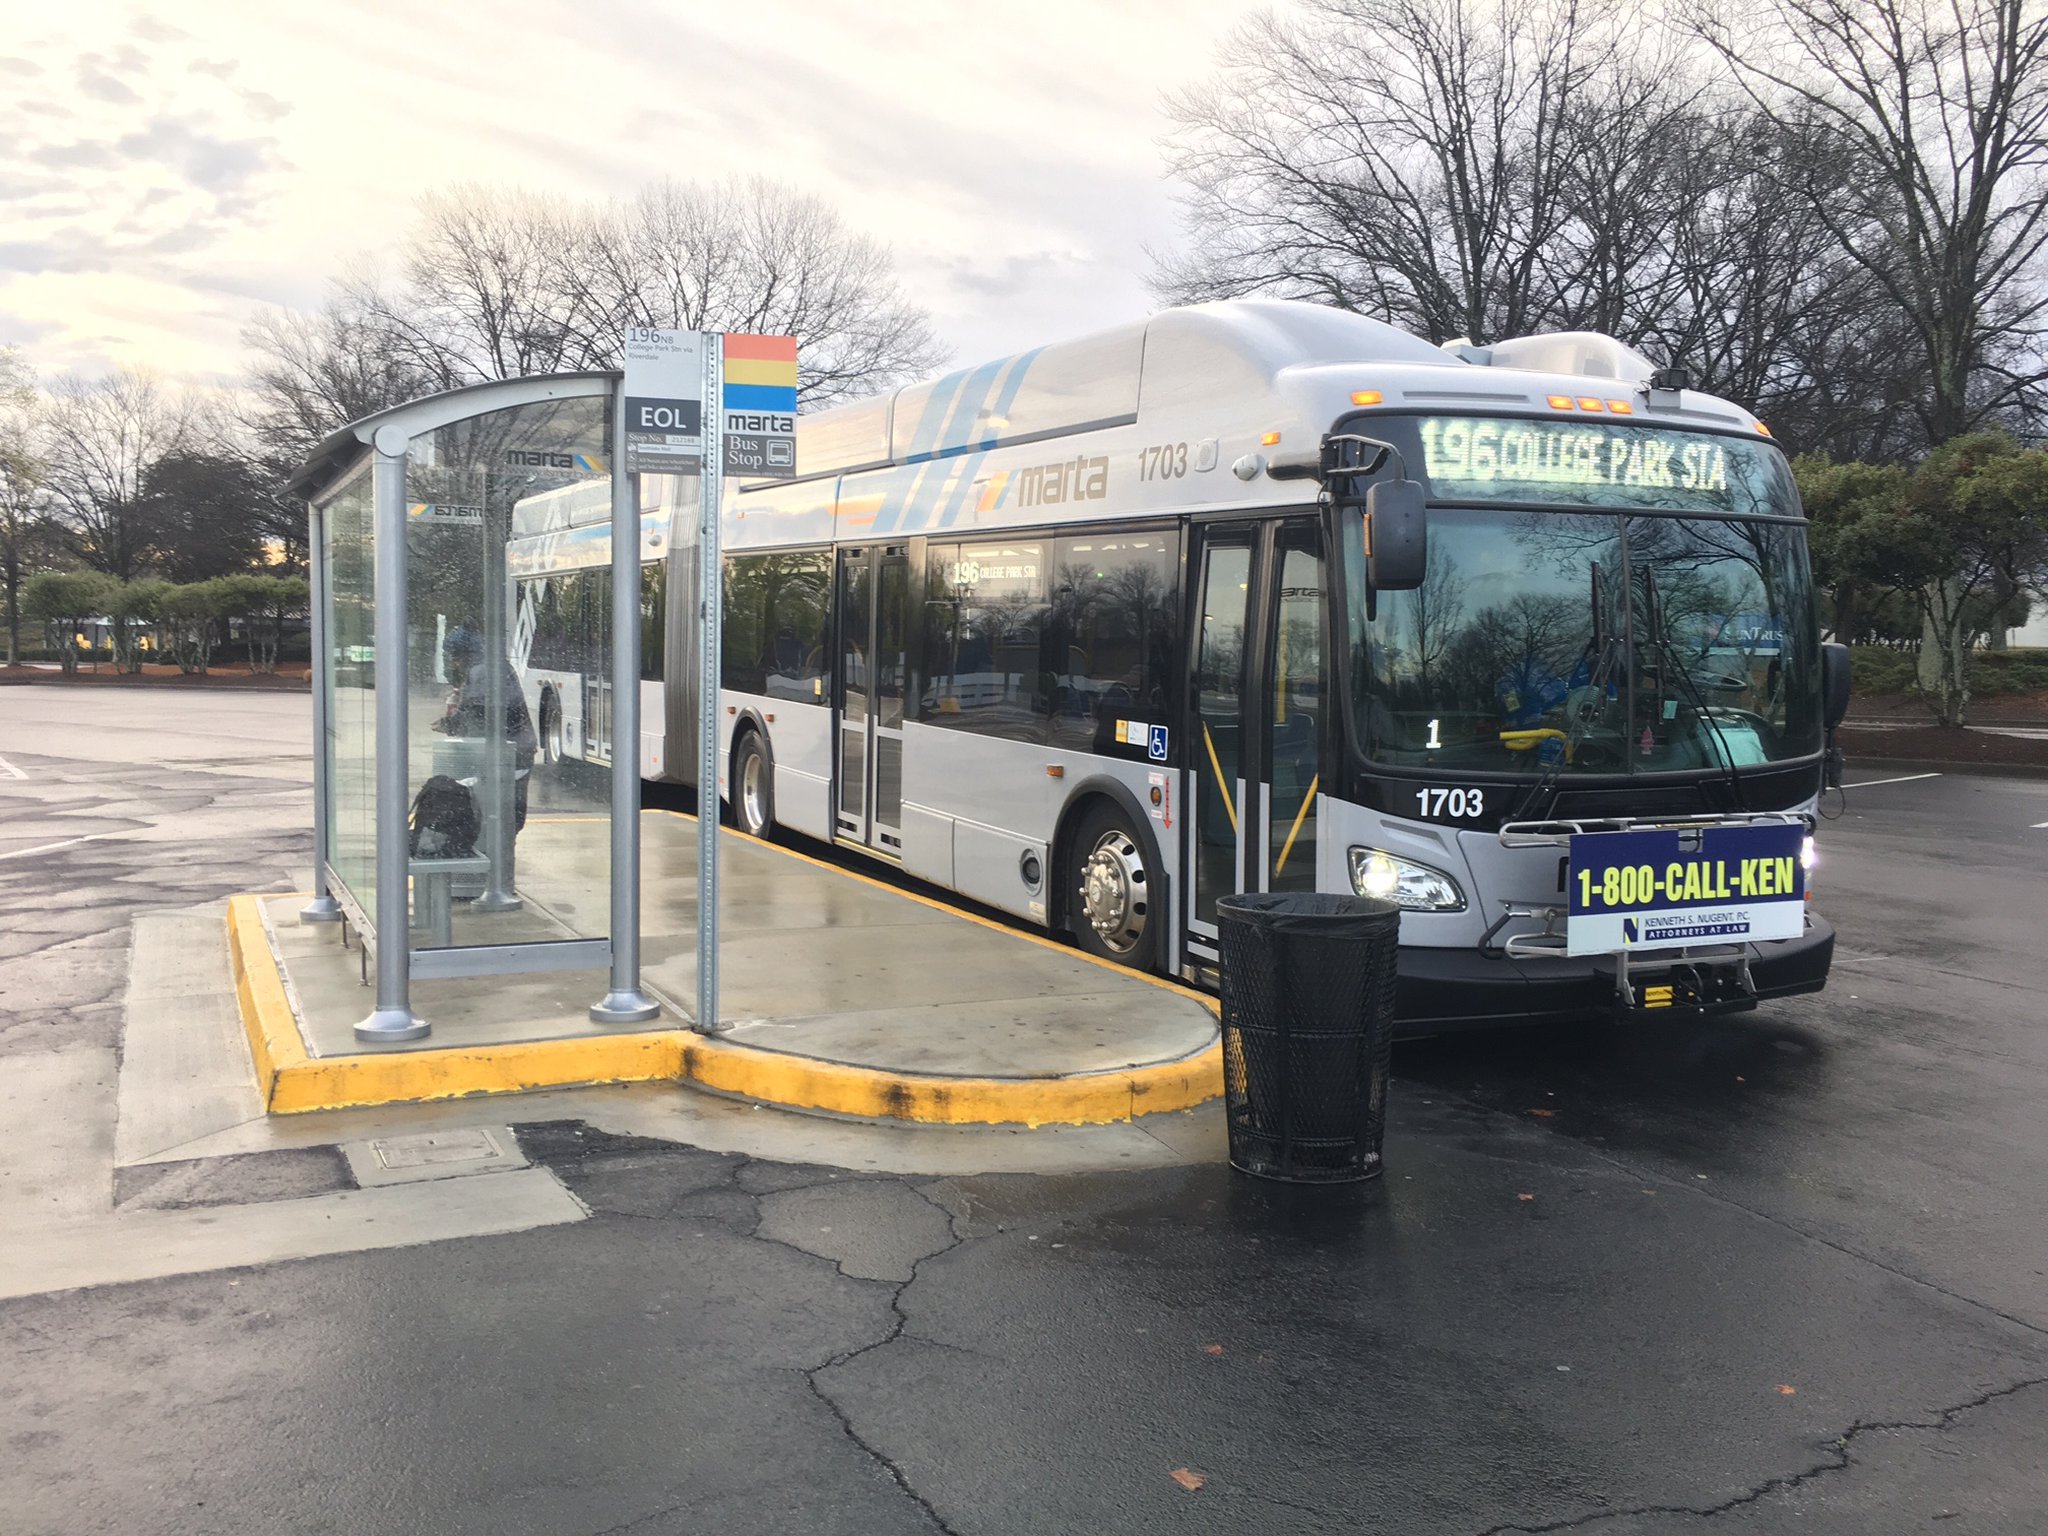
[1147,724,1169,762]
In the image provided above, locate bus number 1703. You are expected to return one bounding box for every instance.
[1415,787,1485,819]
[1138,443,1189,480]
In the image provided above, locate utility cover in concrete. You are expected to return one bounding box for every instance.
[347,1127,527,1187]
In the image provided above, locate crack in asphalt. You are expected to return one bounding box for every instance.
[799,1183,972,1536]
[530,1134,977,1536]
[1472,1376,2048,1535]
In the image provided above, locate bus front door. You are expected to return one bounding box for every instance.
[833,543,909,856]
[1184,519,1330,967]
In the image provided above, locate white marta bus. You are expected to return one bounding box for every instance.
[538,299,1846,1033]
[507,475,689,785]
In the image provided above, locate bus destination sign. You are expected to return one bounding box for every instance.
[1417,416,1783,514]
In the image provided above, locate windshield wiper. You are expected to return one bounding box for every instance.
[1644,564,1749,812]
[1508,561,1624,823]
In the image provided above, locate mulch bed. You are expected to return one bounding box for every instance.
[0,664,309,689]
[1852,689,2048,725]
[1837,722,2048,770]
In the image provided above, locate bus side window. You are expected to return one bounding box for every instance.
[1049,530,1180,756]
[920,540,1050,743]
[724,550,831,703]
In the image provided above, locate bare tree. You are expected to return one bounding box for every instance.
[243,177,946,468]
[40,369,199,582]
[1688,0,2048,446]
[1155,0,1665,344]
[1155,0,2031,461]
[369,187,588,384]
[242,278,454,466]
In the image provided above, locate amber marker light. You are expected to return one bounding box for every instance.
[1260,431,1282,446]
[1578,397,1607,411]
[1350,390,1383,406]
[1546,394,1575,410]
[1607,399,1634,414]
[1755,421,1773,436]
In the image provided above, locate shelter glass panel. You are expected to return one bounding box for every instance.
[405,395,614,949]
[324,466,377,923]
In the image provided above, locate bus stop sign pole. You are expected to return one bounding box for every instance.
[695,337,723,1034]
[592,375,661,1025]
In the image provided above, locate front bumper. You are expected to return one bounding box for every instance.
[1393,915,1836,1036]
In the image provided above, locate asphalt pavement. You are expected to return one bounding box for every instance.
[3,692,2047,1533]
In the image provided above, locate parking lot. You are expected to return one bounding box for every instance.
[3,690,2046,1533]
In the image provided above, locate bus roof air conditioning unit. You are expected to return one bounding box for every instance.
[1450,331,1659,384]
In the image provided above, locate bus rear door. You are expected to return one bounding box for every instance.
[833,542,910,856]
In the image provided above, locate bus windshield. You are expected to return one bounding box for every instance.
[1349,505,1823,776]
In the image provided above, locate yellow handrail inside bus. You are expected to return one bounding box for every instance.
[1274,774,1320,876]
[1201,721,1238,835]
[1499,727,1572,763]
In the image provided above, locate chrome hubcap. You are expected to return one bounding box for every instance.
[741,752,768,832]
[1079,829,1147,954]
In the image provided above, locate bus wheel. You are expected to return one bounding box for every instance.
[734,731,775,839]
[1069,802,1156,971]
[539,691,562,766]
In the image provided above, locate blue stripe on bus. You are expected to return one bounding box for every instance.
[933,360,1005,458]
[937,451,987,529]
[977,348,1042,450]
[903,370,970,462]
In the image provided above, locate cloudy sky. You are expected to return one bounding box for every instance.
[0,0,1265,386]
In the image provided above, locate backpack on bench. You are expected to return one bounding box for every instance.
[409,775,481,858]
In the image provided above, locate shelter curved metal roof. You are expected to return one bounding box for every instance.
[288,370,618,502]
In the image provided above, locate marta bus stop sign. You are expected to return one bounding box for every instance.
[623,327,704,475]
[721,334,797,478]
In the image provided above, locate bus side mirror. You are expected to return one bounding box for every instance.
[1364,479,1427,591]
[1822,641,1851,730]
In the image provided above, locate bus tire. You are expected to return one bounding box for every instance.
[733,730,776,840]
[538,689,562,766]
[1067,800,1158,973]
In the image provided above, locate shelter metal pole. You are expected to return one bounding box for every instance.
[300,497,341,922]
[592,377,660,1024]
[356,427,428,1042]
[473,499,521,913]
[695,336,722,1034]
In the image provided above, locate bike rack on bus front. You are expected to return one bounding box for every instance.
[1482,811,1812,1014]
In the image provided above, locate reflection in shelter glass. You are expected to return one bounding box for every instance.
[322,465,377,923]
[404,395,616,949]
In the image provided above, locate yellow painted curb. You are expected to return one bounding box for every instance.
[678,1033,1223,1129]
[224,892,1222,1126]
[226,894,688,1114]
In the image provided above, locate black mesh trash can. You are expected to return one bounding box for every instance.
[1216,892,1401,1183]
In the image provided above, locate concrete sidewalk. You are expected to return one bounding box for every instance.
[235,813,1221,1125]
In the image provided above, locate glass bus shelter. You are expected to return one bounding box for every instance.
[289,373,661,1040]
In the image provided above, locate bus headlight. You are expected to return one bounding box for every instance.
[1348,848,1466,912]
